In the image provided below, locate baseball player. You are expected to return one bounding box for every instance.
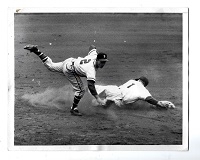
[24,44,108,116]
[94,76,175,109]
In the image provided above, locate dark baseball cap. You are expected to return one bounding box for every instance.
[135,76,149,87]
[97,52,108,61]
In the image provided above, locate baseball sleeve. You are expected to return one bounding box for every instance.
[145,96,159,105]
[87,80,98,96]
[87,49,98,59]
[139,88,152,100]
[86,69,96,82]
[85,62,96,82]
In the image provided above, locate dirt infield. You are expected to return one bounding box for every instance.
[14,13,182,146]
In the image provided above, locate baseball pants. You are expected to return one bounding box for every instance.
[44,57,85,98]
[95,85,123,106]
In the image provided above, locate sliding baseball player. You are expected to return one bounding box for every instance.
[94,76,175,109]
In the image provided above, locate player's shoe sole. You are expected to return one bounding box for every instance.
[24,44,38,52]
[70,109,82,116]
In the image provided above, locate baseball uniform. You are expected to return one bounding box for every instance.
[95,79,152,106]
[119,80,152,104]
[44,48,98,97]
[24,44,108,116]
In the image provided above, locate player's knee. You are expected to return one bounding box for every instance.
[44,58,58,72]
[80,89,85,97]
[44,58,53,70]
[44,64,54,72]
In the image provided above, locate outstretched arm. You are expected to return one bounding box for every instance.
[145,96,167,109]
[87,80,106,105]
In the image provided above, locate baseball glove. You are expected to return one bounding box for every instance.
[158,101,175,109]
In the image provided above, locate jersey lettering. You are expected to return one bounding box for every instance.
[80,59,91,64]
[127,83,135,88]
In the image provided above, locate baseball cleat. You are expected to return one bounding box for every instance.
[70,108,82,116]
[24,44,38,52]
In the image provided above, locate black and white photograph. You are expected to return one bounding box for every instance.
[9,8,188,151]
[2,0,200,158]
[2,0,200,159]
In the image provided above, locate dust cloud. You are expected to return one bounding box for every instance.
[21,84,120,120]
[22,85,74,110]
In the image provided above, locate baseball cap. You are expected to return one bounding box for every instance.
[97,52,108,61]
[135,76,149,87]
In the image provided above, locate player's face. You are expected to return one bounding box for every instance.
[96,61,106,68]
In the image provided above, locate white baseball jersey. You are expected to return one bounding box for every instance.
[119,80,151,104]
[73,49,98,81]
[43,48,98,97]
[95,79,152,106]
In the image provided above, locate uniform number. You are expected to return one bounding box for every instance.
[127,83,135,88]
[80,59,91,64]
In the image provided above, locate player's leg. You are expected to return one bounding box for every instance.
[70,75,85,116]
[63,69,85,116]
[24,44,48,62]
[95,85,122,101]
[44,58,64,73]
[24,44,64,73]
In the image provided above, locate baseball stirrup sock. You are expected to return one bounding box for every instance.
[35,50,48,62]
[38,53,48,62]
[33,49,48,62]
[71,96,82,110]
